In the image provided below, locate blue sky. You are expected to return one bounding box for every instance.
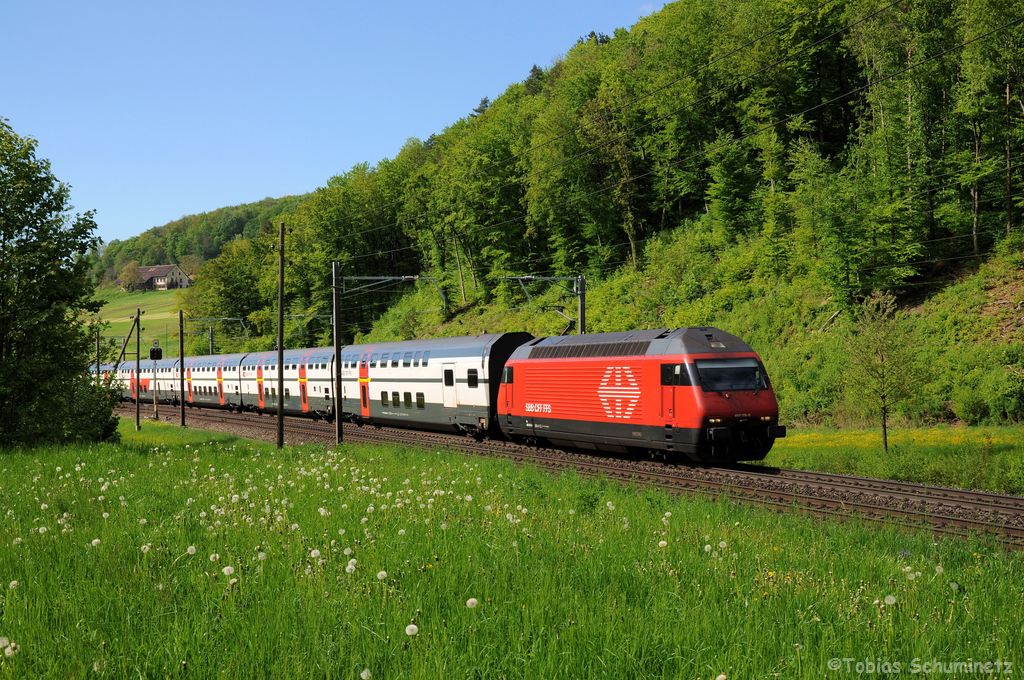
[3,0,666,245]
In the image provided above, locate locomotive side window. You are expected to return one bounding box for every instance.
[443,369,454,387]
[660,364,674,385]
[661,364,692,386]
[502,366,513,383]
[467,369,479,388]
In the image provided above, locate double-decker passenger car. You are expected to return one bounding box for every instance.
[341,333,532,435]
[496,327,785,461]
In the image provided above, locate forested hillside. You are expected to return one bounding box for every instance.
[178,0,1024,425]
[94,195,303,282]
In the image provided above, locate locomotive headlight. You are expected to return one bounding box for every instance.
[760,416,772,422]
[708,417,723,424]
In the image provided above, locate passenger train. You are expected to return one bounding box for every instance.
[96,327,786,462]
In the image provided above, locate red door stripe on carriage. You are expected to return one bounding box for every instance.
[257,365,265,409]
[359,352,370,418]
[217,367,225,405]
[186,368,193,403]
[299,364,309,413]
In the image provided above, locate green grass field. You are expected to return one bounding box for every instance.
[766,425,1024,495]
[92,288,183,357]
[0,420,1020,677]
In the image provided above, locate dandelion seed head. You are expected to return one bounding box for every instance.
[258,551,267,561]
[345,564,355,574]
[704,544,712,553]
[718,540,727,549]
[950,581,960,591]
[140,544,151,554]
[658,540,668,548]
[360,670,372,680]
[91,538,101,547]
[209,553,219,562]
[884,595,896,606]
[222,566,235,576]
[398,529,406,536]
[466,597,478,608]
[187,545,196,555]
[405,623,419,636]
[935,565,944,575]
[8,581,17,590]
[310,549,321,559]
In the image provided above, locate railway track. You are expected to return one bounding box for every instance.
[119,405,1024,548]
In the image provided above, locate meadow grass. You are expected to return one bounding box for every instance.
[0,420,1021,678]
[92,287,182,352]
[766,425,1024,494]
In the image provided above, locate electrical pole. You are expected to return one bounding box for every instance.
[501,275,586,335]
[135,308,142,432]
[332,261,343,445]
[576,275,586,335]
[277,222,285,449]
[179,309,185,428]
[208,326,214,355]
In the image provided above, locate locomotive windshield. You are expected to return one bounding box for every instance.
[694,358,767,392]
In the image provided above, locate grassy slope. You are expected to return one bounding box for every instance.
[0,420,1019,677]
[92,287,183,357]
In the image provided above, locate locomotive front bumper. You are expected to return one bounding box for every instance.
[706,423,786,443]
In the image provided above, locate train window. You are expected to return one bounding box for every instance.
[444,369,454,387]
[271,388,276,397]
[660,364,674,385]
[467,369,478,388]
[392,391,400,407]
[404,392,412,408]
[675,364,691,386]
[391,356,400,368]
[285,389,290,399]
[416,392,425,409]
[502,366,513,383]
[381,391,389,406]
[264,387,269,397]
[370,353,378,368]
[422,351,430,366]
[413,351,422,367]
[380,353,389,366]
[403,352,412,367]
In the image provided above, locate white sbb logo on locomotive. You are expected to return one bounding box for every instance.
[598,366,640,419]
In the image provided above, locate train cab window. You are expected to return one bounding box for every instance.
[370,353,378,368]
[444,369,454,387]
[413,351,422,367]
[422,351,430,366]
[392,391,400,407]
[381,391,389,406]
[403,392,412,408]
[467,369,479,388]
[380,353,389,367]
[416,392,425,409]
[660,364,692,386]
[403,352,412,367]
[502,366,513,383]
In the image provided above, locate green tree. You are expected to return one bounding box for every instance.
[0,119,117,445]
[844,293,917,454]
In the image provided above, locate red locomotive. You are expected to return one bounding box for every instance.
[497,327,784,461]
